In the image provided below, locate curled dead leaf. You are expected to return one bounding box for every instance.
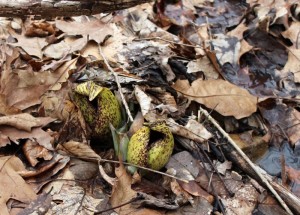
[167,118,212,143]
[57,141,100,160]
[23,139,53,167]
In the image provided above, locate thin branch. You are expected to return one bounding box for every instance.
[133,37,203,48]
[98,45,134,122]
[199,107,294,215]
[52,152,188,183]
[99,158,188,183]
[196,147,227,214]
[94,194,143,214]
[75,189,86,215]
[198,145,234,197]
[205,16,213,43]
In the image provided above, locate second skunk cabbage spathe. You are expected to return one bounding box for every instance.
[127,121,174,171]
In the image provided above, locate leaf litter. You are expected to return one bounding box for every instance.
[0,0,299,214]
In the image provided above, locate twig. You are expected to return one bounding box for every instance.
[281,154,287,188]
[53,153,188,183]
[99,158,188,183]
[75,189,86,215]
[133,37,203,48]
[98,45,134,122]
[199,107,294,215]
[94,194,143,214]
[205,16,212,43]
[196,147,227,214]
[198,145,234,197]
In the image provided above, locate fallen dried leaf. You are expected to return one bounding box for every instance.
[9,32,47,58]
[167,196,213,215]
[111,164,136,214]
[57,140,100,160]
[134,85,158,122]
[25,21,55,37]
[17,192,52,215]
[24,155,70,194]
[0,113,54,132]
[0,94,21,115]
[19,153,69,179]
[50,185,103,214]
[55,19,113,44]
[260,103,300,145]
[167,118,212,143]
[282,48,300,83]
[2,76,51,110]
[166,151,200,179]
[50,57,79,91]
[178,180,214,203]
[111,164,164,215]
[128,112,144,138]
[43,40,71,59]
[282,22,300,48]
[221,184,259,215]
[0,126,54,148]
[0,156,37,215]
[171,179,193,205]
[185,119,212,140]
[187,57,219,80]
[230,132,269,161]
[173,79,257,119]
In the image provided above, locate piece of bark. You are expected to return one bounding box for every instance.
[0,0,153,18]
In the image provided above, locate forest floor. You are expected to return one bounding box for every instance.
[0,0,300,214]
